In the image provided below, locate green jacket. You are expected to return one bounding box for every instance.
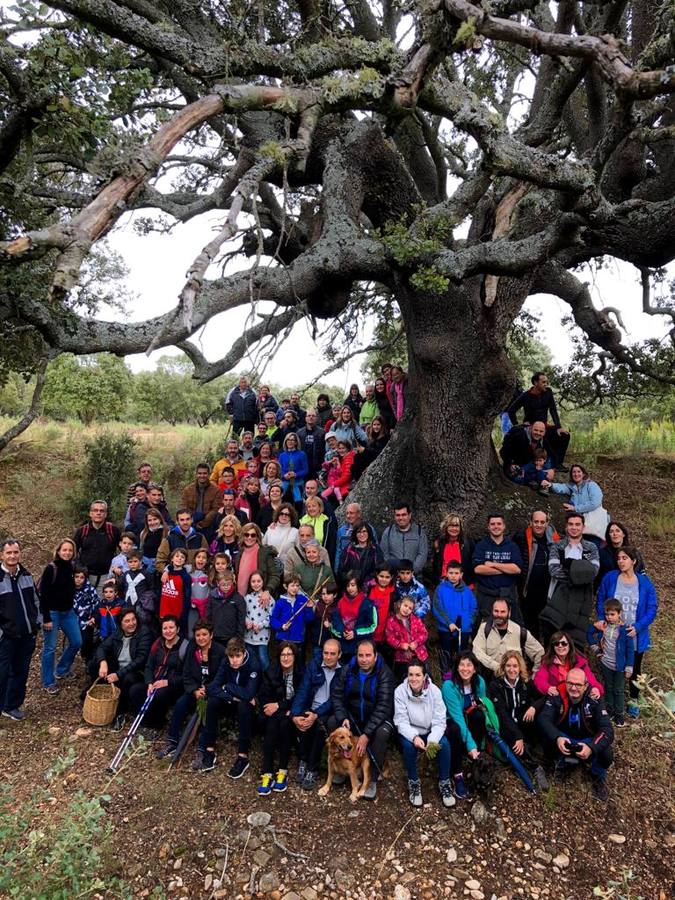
[441,675,488,753]
[359,398,379,427]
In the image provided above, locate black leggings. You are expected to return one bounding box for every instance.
[261,710,294,773]
[443,719,467,775]
[629,651,644,700]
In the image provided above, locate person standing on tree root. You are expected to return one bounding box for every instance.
[0,539,40,722]
[506,371,570,471]
[472,513,524,624]
[225,376,257,436]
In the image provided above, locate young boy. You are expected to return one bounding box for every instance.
[588,598,635,727]
[109,532,137,578]
[309,582,339,660]
[509,449,552,494]
[98,580,125,640]
[73,563,99,662]
[270,574,315,650]
[207,570,246,648]
[193,636,261,775]
[432,561,477,669]
[395,559,430,618]
[159,548,191,633]
[119,550,155,628]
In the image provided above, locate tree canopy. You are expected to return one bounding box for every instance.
[1,0,675,520]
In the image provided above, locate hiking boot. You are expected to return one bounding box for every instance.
[626,703,640,720]
[1,708,25,722]
[408,779,423,807]
[613,714,626,728]
[272,769,288,792]
[439,779,456,808]
[44,684,60,696]
[301,770,318,791]
[534,765,550,793]
[155,739,178,760]
[193,749,217,772]
[257,773,273,796]
[228,756,250,779]
[452,773,470,800]
[361,781,377,800]
[55,670,76,680]
[592,777,609,802]
[295,761,307,784]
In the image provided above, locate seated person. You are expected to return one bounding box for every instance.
[329,639,394,800]
[256,642,304,796]
[128,615,189,732]
[507,448,553,494]
[538,668,614,801]
[506,371,570,469]
[394,659,455,808]
[192,637,260,776]
[291,638,342,791]
[472,598,544,676]
[440,651,488,800]
[533,630,603,699]
[488,651,543,762]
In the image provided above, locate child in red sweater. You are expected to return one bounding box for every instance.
[385,596,429,683]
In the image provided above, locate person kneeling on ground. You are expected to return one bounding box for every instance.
[256,642,304,796]
[192,636,260,776]
[128,615,189,736]
[330,639,394,800]
[394,659,456,808]
[538,667,614,801]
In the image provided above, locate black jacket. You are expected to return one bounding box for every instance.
[488,677,542,745]
[183,640,226,695]
[0,564,39,639]
[538,686,614,756]
[331,654,394,736]
[258,661,304,712]
[207,648,261,701]
[73,521,122,576]
[507,387,561,429]
[95,626,153,675]
[500,424,555,471]
[206,588,246,643]
[38,558,76,621]
[296,425,326,476]
[144,636,189,689]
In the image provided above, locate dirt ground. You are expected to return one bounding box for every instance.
[0,443,673,900]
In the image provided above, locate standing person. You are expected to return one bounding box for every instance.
[380,504,429,575]
[394,659,456,808]
[597,521,646,585]
[244,570,274,671]
[257,384,278,418]
[338,523,383,586]
[506,371,571,470]
[395,560,430,618]
[39,538,81,694]
[344,384,363,421]
[513,511,560,639]
[73,564,99,664]
[126,463,153,505]
[155,510,208,573]
[288,392,307,428]
[351,415,390,482]
[159,548,192,633]
[330,573,377,664]
[387,365,408,422]
[334,502,378,570]
[316,393,332,428]
[472,513,523,623]
[262,504,299,564]
[358,385,378,428]
[595,547,658,719]
[139,510,169,573]
[385,596,429,684]
[328,406,368,448]
[209,514,242,564]
[432,513,475,583]
[225,376,258,435]
[256,642,304,795]
[297,409,326,480]
[432,561,477,667]
[207,569,246,649]
[366,563,399,658]
[294,540,334,600]
[234,523,281,600]
[374,377,396,430]
[0,539,40,722]
[279,433,309,508]
[588,599,635,727]
[210,439,247,485]
[300,496,336,563]
[73,500,121,592]
[180,464,223,540]
[145,483,174,528]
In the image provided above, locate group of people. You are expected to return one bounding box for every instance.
[0,372,660,809]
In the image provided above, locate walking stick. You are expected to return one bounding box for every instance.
[107,691,155,774]
[168,711,200,770]
[283,576,331,629]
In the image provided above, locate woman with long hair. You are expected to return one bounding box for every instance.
[256,641,304,795]
[140,509,169,572]
[432,512,475,583]
[550,463,608,541]
[210,514,242,565]
[262,503,299,563]
[597,521,645,584]
[533,630,603,698]
[351,415,390,482]
[488,651,541,758]
[40,538,81,693]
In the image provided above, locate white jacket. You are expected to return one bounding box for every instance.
[394,678,446,745]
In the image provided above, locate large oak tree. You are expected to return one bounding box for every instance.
[1,0,674,525]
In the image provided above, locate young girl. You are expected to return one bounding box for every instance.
[385,596,429,683]
[330,572,376,664]
[206,570,246,649]
[189,549,211,631]
[140,510,168,573]
[208,552,232,586]
[73,564,99,663]
[367,563,399,658]
[160,547,191,633]
[245,570,274,671]
[270,574,314,652]
[309,582,339,661]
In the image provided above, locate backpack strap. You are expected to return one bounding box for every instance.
[178,638,189,662]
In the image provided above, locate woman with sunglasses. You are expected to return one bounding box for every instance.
[262,504,299,563]
[234,523,281,602]
[533,630,603,699]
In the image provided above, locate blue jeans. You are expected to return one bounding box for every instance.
[0,634,36,712]
[246,642,269,671]
[400,733,451,781]
[41,609,82,686]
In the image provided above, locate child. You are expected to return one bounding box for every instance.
[509,448,552,494]
[385,596,429,683]
[98,580,124,640]
[309,582,339,661]
[244,570,274,671]
[73,563,99,662]
[330,572,376,664]
[109,532,137,578]
[588,598,635,727]
[208,552,232,585]
[119,550,150,606]
[432,561,477,669]
[160,548,192,633]
[396,559,430,618]
[366,563,399,657]
[217,466,238,493]
[318,434,339,488]
[189,548,211,629]
[207,570,246,648]
[270,574,314,652]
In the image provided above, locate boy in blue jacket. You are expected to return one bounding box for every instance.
[588,598,635,727]
[193,637,260,776]
[270,574,315,650]
[432,561,477,669]
[395,559,430,617]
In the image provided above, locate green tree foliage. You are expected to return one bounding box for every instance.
[42,353,132,424]
[70,430,138,522]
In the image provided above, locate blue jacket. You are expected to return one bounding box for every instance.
[596,572,658,653]
[432,581,477,634]
[290,657,342,717]
[550,479,603,514]
[441,675,488,753]
[395,576,430,618]
[207,648,261,701]
[587,623,635,673]
[330,596,377,656]
[270,593,314,643]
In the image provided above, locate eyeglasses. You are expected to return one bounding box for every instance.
[243,533,257,538]
[278,511,291,517]
[566,681,585,688]
[554,640,569,647]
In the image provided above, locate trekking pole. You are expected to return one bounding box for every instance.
[168,711,200,770]
[283,576,331,628]
[107,691,155,774]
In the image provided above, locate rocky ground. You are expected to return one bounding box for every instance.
[0,442,673,900]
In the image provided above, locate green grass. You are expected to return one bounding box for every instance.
[570,416,675,457]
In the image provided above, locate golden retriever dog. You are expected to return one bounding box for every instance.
[318,726,371,802]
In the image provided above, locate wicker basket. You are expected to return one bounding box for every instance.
[82,678,120,726]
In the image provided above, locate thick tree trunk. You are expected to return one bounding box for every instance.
[350,277,537,537]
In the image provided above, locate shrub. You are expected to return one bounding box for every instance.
[69,430,138,523]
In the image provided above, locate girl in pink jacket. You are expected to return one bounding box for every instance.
[386,596,429,683]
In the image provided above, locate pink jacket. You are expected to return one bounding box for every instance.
[533,653,604,696]
[385,614,429,663]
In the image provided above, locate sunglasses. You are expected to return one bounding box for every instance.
[243,532,257,538]
[554,640,569,647]
[278,511,291,517]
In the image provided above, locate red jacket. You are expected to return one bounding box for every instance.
[385,614,429,663]
[332,450,356,494]
[368,583,398,643]
[533,652,604,697]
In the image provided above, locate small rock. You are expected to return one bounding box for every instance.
[393,887,411,900]
[665,834,675,848]
[466,881,481,891]
[470,892,485,900]
[452,869,471,881]
[301,890,318,900]
[204,875,213,891]
[399,873,416,885]
[608,834,626,845]
[471,801,490,826]
[552,854,569,869]
[213,891,228,899]
[248,811,272,828]
[446,848,458,864]
[74,726,92,737]
[173,858,182,870]
[281,893,301,900]
[534,850,552,864]
[48,725,61,735]
[214,847,228,858]
[254,849,272,867]
[259,872,280,893]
